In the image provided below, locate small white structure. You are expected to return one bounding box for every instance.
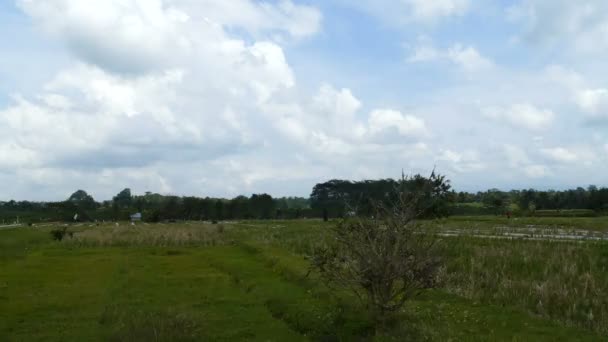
[130,212,142,222]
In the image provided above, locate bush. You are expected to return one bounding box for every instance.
[50,227,71,241]
[312,185,442,333]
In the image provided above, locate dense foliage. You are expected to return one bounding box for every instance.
[310,172,453,218]
[0,190,311,223]
[455,186,608,215]
[2,177,608,223]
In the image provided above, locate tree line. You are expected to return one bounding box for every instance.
[2,175,608,223]
[0,190,311,223]
[454,186,608,215]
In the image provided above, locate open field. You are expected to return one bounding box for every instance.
[1,218,607,340]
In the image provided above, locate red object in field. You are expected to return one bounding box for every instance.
[506,211,512,219]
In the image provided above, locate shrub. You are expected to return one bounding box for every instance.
[50,227,71,241]
[312,180,442,333]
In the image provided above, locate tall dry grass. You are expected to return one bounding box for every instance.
[63,223,227,247]
[441,237,608,334]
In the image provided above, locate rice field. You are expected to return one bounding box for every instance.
[1,217,607,340]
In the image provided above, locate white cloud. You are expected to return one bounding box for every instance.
[405,0,470,21]
[501,145,551,179]
[508,0,608,54]
[482,103,554,131]
[503,144,531,168]
[18,0,192,74]
[406,45,441,63]
[367,109,428,139]
[437,149,485,173]
[6,0,608,200]
[341,0,469,25]
[446,44,493,72]
[0,143,39,170]
[539,147,598,167]
[524,164,549,178]
[264,86,429,157]
[1,0,311,200]
[407,41,493,72]
[313,84,362,125]
[576,88,608,120]
[17,0,321,74]
[543,65,608,122]
[438,149,463,163]
[540,147,578,163]
[179,0,322,39]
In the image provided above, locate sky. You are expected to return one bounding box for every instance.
[1,0,608,201]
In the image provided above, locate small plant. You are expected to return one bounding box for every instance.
[50,227,71,241]
[216,224,225,234]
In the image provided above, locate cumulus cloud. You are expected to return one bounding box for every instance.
[178,0,323,39]
[264,85,429,156]
[446,44,493,72]
[407,41,493,72]
[17,0,321,74]
[6,0,608,200]
[501,144,550,179]
[404,0,470,22]
[523,164,549,178]
[508,0,608,54]
[540,147,578,163]
[340,0,470,25]
[436,149,485,173]
[576,88,608,121]
[539,147,597,166]
[543,65,608,123]
[367,109,428,140]
[1,0,440,199]
[503,144,531,168]
[482,103,554,131]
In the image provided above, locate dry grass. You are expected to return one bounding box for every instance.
[63,223,228,247]
[442,237,608,334]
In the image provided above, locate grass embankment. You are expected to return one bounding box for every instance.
[0,220,606,340]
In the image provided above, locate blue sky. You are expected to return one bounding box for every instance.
[1,0,608,201]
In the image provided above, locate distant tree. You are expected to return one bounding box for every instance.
[215,200,224,221]
[163,196,181,220]
[113,188,132,209]
[482,189,509,214]
[310,173,452,219]
[250,194,275,219]
[67,190,96,209]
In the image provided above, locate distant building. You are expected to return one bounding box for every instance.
[130,212,142,222]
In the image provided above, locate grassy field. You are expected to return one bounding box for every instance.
[1,218,607,341]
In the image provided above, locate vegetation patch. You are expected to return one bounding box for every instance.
[99,306,202,342]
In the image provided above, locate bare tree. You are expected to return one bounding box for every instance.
[311,173,443,332]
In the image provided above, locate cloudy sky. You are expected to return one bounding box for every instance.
[1,0,608,201]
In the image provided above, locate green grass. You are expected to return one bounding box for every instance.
[0,219,606,340]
